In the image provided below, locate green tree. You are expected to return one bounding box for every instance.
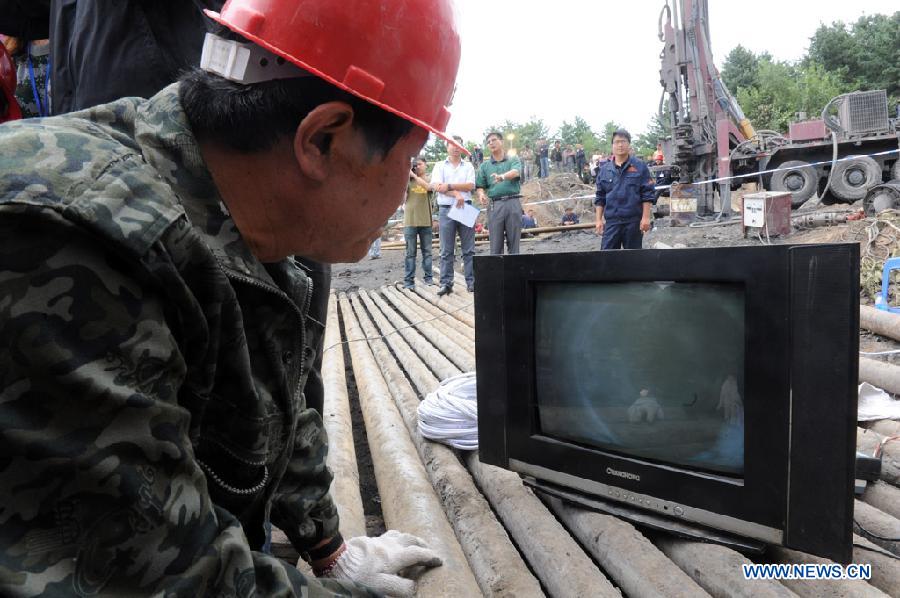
[597,120,626,154]
[734,58,843,132]
[633,109,671,157]
[721,45,761,94]
[557,116,599,153]
[421,135,447,164]
[481,117,551,154]
[807,13,899,99]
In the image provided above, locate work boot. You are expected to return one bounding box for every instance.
[467,283,474,293]
[437,284,453,297]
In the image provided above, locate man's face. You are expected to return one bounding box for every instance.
[612,135,631,160]
[448,141,462,160]
[299,126,429,263]
[487,135,503,152]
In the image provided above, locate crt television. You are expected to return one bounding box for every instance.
[474,244,858,563]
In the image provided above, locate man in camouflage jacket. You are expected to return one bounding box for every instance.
[0,6,455,594]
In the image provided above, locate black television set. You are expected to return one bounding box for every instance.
[474,244,859,563]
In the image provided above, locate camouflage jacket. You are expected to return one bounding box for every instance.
[0,84,375,597]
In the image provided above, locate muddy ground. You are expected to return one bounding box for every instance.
[332,196,862,294]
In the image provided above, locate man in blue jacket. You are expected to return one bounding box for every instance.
[594,129,656,249]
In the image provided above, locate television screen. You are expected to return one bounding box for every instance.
[535,282,746,477]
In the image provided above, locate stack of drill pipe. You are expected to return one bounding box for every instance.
[348,293,546,597]
[363,287,620,597]
[860,305,900,342]
[860,480,900,520]
[321,294,367,539]
[342,284,897,596]
[859,356,900,396]
[412,285,475,328]
[357,291,443,399]
[852,535,900,595]
[397,285,475,342]
[857,427,900,486]
[364,290,459,382]
[463,453,620,597]
[381,287,475,364]
[420,279,475,318]
[377,287,475,372]
[654,537,798,597]
[854,499,900,557]
[767,545,889,597]
[337,293,480,596]
[659,530,900,597]
[869,420,900,437]
[542,495,711,597]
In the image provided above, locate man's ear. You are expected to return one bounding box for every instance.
[293,102,355,182]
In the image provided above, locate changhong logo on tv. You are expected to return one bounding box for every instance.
[606,467,640,482]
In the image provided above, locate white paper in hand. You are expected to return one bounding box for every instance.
[447,203,480,228]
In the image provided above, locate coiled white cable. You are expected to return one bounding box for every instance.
[417,372,479,451]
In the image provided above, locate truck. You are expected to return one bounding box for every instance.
[655,0,900,215]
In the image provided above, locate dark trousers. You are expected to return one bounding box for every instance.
[601,220,643,249]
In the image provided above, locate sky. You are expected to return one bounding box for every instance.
[446,0,898,143]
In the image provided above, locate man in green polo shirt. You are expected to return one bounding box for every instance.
[476,131,523,254]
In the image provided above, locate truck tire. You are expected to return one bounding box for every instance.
[863,181,900,216]
[769,160,817,207]
[831,155,881,201]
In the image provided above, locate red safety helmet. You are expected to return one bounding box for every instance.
[0,41,22,123]
[205,0,463,151]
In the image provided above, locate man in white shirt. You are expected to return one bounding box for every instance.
[430,135,477,295]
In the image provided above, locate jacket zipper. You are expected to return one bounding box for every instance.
[199,266,310,495]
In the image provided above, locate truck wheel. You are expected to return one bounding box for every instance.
[863,181,900,216]
[892,159,900,180]
[831,155,881,201]
[769,160,817,207]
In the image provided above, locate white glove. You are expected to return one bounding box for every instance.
[628,396,664,423]
[325,530,442,597]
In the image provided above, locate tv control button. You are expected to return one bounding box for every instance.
[673,506,684,516]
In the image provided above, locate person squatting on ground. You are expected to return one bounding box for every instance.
[594,128,656,250]
[431,135,476,295]
[477,131,523,255]
[561,207,580,225]
[404,157,434,288]
[0,0,464,595]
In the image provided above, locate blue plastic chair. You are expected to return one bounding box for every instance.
[877,257,900,313]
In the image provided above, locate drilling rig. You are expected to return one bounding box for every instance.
[656,0,900,215]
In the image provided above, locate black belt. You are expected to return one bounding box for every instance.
[491,194,522,201]
[439,200,473,207]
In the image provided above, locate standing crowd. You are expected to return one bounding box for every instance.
[397,126,657,280]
